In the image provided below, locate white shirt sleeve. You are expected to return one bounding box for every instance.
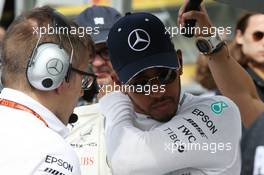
[99,92,241,175]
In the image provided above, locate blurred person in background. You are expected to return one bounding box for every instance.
[231,13,264,102]
[195,54,220,96]
[76,5,122,105]
[66,6,121,175]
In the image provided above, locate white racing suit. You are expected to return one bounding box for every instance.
[99,92,242,175]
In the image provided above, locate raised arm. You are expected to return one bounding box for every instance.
[206,48,264,128]
[178,0,264,128]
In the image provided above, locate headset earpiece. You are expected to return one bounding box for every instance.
[27,43,70,91]
[26,11,73,91]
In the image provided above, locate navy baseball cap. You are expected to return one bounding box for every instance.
[75,5,121,44]
[107,12,179,84]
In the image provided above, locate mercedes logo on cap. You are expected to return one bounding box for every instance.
[128,29,150,51]
[46,59,64,76]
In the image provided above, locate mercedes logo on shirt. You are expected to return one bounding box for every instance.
[46,59,64,76]
[128,29,150,51]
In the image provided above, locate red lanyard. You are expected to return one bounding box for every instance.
[0,98,49,127]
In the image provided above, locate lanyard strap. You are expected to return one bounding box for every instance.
[0,98,49,127]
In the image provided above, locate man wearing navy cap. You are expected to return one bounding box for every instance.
[99,4,242,175]
[75,5,121,92]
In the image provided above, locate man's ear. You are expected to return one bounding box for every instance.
[176,49,183,75]
[235,30,244,45]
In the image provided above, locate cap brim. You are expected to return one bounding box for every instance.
[117,51,179,84]
[92,30,109,44]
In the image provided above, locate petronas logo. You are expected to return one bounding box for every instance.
[211,101,228,115]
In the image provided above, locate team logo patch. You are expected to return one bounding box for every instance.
[46,58,64,76]
[94,17,104,25]
[128,29,150,51]
[211,101,228,115]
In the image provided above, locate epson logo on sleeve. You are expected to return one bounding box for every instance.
[192,108,218,135]
[45,155,74,172]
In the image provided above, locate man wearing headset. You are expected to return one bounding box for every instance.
[99,2,241,175]
[0,6,96,175]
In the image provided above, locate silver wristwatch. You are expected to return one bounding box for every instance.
[195,34,225,55]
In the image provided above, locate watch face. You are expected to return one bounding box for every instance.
[196,39,210,53]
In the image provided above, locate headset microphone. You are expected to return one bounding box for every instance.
[68,113,78,124]
[182,0,203,38]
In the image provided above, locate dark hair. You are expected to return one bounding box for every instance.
[232,12,262,66]
[1,6,94,88]
[235,13,258,34]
